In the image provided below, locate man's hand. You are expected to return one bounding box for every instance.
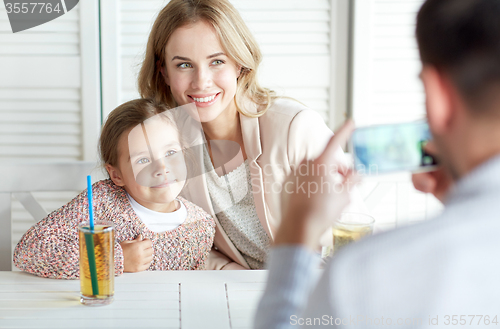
[120,234,154,272]
[411,140,453,203]
[412,168,453,203]
[275,121,359,251]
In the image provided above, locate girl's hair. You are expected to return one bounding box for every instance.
[137,0,276,118]
[100,98,175,168]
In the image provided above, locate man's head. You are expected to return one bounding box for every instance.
[416,0,500,179]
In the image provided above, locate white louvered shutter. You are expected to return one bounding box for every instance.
[0,2,100,162]
[352,0,426,126]
[101,0,337,126]
[0,2,101,265]
[236,0,331,122]
[351,0,443,232]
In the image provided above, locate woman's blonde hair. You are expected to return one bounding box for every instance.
[138,0,275,118]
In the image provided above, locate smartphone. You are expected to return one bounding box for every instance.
[350,121,438,174]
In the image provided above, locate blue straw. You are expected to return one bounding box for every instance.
[87,175,94,230]
[85,175,99,295]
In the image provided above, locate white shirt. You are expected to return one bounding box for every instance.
[127,193,187,233]
[255,154,500,328]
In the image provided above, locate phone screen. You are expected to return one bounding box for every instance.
[351,121,438,174]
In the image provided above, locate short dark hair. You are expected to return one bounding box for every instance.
[416,0,500,113]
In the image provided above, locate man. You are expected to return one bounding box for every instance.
[255,0,500,327]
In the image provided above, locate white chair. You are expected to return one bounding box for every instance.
[0,162,101,271]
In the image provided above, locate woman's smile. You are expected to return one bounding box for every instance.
[188,92,221,107]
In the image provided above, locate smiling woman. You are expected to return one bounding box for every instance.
[137,0,358,270]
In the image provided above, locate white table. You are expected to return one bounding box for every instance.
[0,270,268,329]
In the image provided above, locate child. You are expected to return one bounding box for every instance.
[13,99,215,279]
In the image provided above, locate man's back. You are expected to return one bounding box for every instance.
[305,156,500,327]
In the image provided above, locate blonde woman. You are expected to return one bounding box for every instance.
[138,0,358,270]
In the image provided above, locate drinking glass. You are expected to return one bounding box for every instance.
[78,221,114,306]
[332,212,375,253]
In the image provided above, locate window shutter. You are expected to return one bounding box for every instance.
[351,0,426,126]
[235,0,332,122]
[1,2,101,266]
[0,2,100,162]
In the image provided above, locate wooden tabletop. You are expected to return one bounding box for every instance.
[0,270,268,329]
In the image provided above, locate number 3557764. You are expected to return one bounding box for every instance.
[443,315,498,326]
[5,2,62,14]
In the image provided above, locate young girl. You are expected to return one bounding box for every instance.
[13,99,215,279]
[137,0,366,270]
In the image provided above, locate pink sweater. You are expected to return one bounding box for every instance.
[14,179,215,279]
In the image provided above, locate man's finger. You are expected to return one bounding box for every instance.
[412,172,435,193]
[318,120,355,162]
[423,139,438,155]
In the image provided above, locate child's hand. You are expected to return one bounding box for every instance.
[120,234,154,272]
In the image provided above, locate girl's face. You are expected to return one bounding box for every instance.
[107,117,187,213]
[163,20,241,123]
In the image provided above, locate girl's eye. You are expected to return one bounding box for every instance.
[177,62,192,69]
[212,59,224,65]
[165,150,177,157]
[137,158,150,164]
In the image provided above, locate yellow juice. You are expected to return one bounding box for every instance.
[78,224,114,303]
[333,225,372,253]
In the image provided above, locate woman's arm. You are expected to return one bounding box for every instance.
[287,109,368,215]
[287,108,334,167]
[205,249,246,270]
[255,122,356,328]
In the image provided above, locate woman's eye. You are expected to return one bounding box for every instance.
[136,158,150,164]
[177,62,192,68]
[165,150,177,157]
[212,59,224,65]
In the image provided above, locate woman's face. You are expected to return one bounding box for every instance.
[163,20,241,123]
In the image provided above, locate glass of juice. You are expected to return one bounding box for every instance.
[333,213,375,254]
[78,221,114,306]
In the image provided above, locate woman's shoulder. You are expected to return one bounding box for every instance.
[261,97,324,125]
[258,97,326,133]
[265,97,308,116]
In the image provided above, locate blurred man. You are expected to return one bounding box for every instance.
[255,0,500,327]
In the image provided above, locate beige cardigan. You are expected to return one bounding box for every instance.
[180,98,335,269]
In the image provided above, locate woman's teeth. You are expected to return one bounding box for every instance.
[192,94,216,102]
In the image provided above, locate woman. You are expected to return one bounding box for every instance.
[138,0,351,270]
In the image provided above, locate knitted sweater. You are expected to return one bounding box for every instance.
[13,179,216,279]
